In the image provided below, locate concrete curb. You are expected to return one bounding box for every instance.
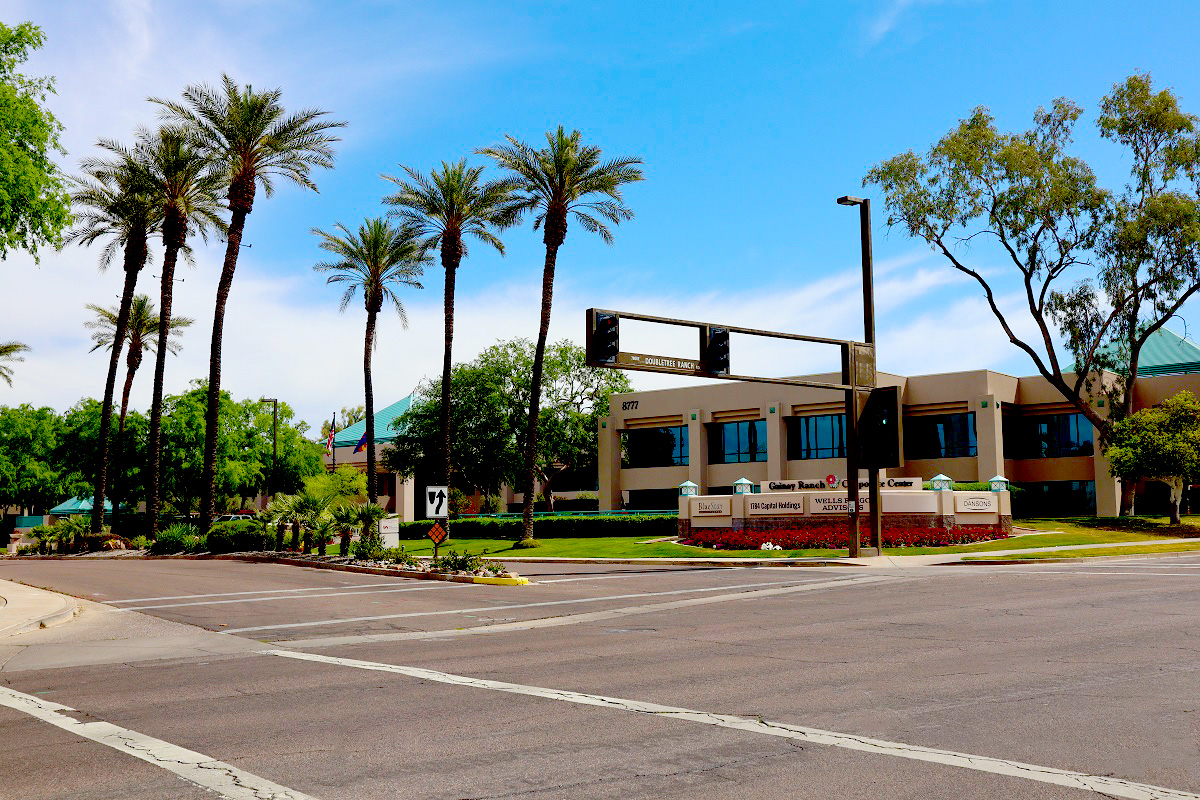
[493,556,855,567]
[0,579,82,637]
[208,554,529,585]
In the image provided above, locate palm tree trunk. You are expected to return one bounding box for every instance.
[439,239,462,488]
[200,207,249,534]
[365,308,378,505]
[91,247,144,534]
[147,228,187,537]
[111,348,141,535]
[520,243,561,540]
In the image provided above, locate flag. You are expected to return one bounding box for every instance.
[325,414,336,455]
[353,430,369,454]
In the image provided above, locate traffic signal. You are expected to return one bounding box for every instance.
[701,326,730,375]
[586,309,620,365]
[858,385,903,468]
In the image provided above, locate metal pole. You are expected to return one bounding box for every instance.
[271,400,278,500]
[845,385,860,558]
[861,199,882,555]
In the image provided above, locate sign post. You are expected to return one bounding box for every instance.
[425,485,449,558]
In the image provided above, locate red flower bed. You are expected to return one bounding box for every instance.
[682,524,1007,550]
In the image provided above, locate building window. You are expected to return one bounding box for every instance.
[708,419,767,464]
[904,412,977,459]
[1013,480,1096,516]
[1004,413,1094,459]
[621,425,689,468]
[785,414,846,460]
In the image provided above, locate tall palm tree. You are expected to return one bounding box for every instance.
[0,341,29,386]
[153,75,344,534]
[67,151,159,533]
[112,127,227,538]
[85,294,194,442]
[480,127,643,542]
[312,218,425,506]
[382,160,521,488]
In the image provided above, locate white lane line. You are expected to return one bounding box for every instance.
[1004,570,1200,577]
[266,649,1200,800]
[107,581,415,604]
[275,576,892,647]
[117,582,466,611]
[0,685,317,799]
[224,578,836,634]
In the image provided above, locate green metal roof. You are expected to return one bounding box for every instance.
[49,496,113,515]
[1071,328,1200,376]
[332,394,415,447]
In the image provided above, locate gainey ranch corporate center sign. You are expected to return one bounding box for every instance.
[761,477,921,492]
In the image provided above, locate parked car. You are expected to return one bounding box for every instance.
[215,514,254,523]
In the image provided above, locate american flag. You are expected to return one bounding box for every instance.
[325,414,336,455]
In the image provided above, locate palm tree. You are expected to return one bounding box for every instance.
[313,218,425,506]
[67,150,159,533]
[382,160,521,488]
[85,294,194,443]
[152,75,344,535]
[355,502,388,556]
[0,341,29,386]
[480,127,643,542]
[108,127,227,539]
[330,503,360,557]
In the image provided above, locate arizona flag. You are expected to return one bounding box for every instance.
[353,431,369,454]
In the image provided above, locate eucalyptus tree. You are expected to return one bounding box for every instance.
[85,293,193,444]
[153,74,344,534]
[0,341,29,386]
[113,126,227,537]
[382,159,521,488]
[67,150,159,533]
[480,127,643,542]
[312,218,425,505]
[865,73,1200,513]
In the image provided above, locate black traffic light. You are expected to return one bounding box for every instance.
[858,385,903,468]
[701,326,730,375]
[586,309,620,365]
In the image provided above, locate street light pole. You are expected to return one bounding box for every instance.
[837,196,881,556]
[260,398,278,502]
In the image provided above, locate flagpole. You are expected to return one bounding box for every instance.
[330,413,337,470]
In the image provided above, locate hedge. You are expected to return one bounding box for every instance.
[207,520,269,553]
[393,514,676,540]
[683,524,1008,550]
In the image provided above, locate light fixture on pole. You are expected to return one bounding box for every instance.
[259,398,278,501]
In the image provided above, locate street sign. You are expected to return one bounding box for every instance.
[426,521,448,545]
[425,486,448,518]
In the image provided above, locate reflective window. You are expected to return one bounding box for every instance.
[1004,413,1094,459]
[708,420,767,464]
[785,414,846,460]
[621,426,689,468]
[904,412,977,459]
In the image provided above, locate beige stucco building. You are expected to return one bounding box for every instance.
[598,368,1200,517]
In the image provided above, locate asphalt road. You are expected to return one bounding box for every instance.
[2,555,1200,799]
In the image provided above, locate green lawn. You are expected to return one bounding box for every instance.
[386,516,1200,560]
[962,540,1200,561]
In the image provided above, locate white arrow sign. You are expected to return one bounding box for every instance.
[425,485,449,518]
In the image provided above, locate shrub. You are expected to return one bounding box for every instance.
[129,535,150,550]
[151,523,203,555]
[207,520,267,553]
[76,532,130,552]
[683,524,1008,551]
[428,549,506,576]
[378,547,421,568]
[352,532,384,560]
[392,514,676,540]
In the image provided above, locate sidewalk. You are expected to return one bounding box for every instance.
[0,578,81,637]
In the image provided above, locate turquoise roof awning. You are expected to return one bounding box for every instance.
[1070,328,1200,376]
[49,496,113,515]
[332,394,415,447]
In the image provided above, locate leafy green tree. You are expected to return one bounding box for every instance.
[57,399,149,525]
[105,126,227,537]
[313,217,425,505]
[319,405,364,441]
[1107,391,1200,524]
[68,145,159,533]
[0,404,72,513]
[865,74,1200,512]
[480,127,643,540]
[153,75,344,534]
[85,293,193,444]
[0,340,29,386]
[303,464,367,503]
[0,22,70,260]
[382,159,521,489]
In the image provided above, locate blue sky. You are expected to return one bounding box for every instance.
[7,0,1200,431]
